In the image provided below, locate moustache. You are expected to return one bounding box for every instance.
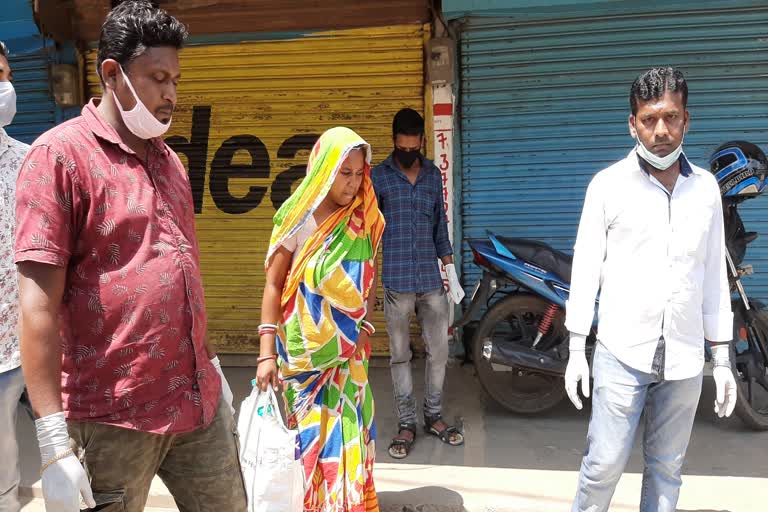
[156,105,174,117]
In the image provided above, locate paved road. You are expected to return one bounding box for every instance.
[18,359,768,511]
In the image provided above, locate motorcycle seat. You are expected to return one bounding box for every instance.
[496,236,573,282]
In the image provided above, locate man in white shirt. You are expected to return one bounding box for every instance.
[564,67,737,512]
[0,40,30,512]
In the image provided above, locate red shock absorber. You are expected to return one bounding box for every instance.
[532,303,559,348]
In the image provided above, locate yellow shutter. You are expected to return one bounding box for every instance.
[86,24,427,355]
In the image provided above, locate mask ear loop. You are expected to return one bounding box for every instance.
[113,65,141,113]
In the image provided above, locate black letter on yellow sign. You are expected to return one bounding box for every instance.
[210,135,270,214]
[166,106,211,214]
[270,134,320,210]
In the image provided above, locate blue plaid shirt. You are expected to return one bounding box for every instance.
[371,154,453,293]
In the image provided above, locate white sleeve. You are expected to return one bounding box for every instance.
[702,187,733,342]
[565,176,607,336]
[281,231,297,254]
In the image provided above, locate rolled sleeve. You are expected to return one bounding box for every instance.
[14,144,79,267]
[704,312,733,342]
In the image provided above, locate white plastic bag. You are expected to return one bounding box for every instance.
[237,385,304,512]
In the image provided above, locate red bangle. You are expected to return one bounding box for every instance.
[361,320,375,336]
[257,354,277,365]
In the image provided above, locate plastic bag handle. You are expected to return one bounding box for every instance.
[249,383,290,432]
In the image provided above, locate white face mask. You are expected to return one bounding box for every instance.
[634,122,686,171]
[113,66,172,139]
[0,81,17,128]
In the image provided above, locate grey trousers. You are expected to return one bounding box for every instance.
[384,287,450,425]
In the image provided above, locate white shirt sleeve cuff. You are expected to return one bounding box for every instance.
[565,301,595,337]
[703,312,734,342]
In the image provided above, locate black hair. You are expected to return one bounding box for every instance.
[629,67,688,115]
[392,108,424,138]
[97,0,187,81]
[111,0,158,6]
[0,41,8,58]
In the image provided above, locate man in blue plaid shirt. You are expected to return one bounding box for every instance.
[371,108,466,459]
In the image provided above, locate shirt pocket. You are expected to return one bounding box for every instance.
[610,194,657,240]
[413,189,436,221]
[678,206,712,260]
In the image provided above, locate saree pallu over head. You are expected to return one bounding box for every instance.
[266,127,384,511]
[266,126,384,381]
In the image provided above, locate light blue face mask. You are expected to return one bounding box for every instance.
[634,122,686,171]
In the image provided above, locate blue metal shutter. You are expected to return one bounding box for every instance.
[458,6,768,300]
[6,46,57,144]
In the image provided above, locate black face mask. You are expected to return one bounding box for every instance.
[394,147,421,168]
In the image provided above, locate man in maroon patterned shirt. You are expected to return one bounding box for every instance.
[14,2,245,511]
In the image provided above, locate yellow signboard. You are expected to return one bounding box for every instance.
[87,25,428,354]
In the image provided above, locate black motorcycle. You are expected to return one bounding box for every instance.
[722,200,768,429]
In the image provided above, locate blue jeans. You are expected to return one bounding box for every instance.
[0,367,25,512]
[572,343,703,512]
[384,288,450,425]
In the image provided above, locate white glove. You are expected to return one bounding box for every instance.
[212,356,236,416]
[36,412,95,512]
[565,333,590,410]
[444,263,466,304]
[711,344,737,418]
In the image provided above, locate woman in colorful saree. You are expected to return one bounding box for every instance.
[256,126,385,512]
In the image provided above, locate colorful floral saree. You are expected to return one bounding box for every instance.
[266,127,384,512]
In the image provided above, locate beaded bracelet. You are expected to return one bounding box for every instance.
[40,448,75,476]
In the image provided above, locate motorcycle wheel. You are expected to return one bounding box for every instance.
[732,308,768,430]
[473,294,567,414]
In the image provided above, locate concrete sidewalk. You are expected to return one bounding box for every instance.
[17,359,768,511]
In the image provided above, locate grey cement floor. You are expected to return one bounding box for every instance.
[16,357,768,511]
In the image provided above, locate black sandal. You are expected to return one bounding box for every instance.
[424,414,464,446]
[388,422,417,459]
